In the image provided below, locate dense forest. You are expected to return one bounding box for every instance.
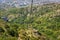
[0,3,60,40]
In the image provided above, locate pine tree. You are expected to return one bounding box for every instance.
[31,0,33,13]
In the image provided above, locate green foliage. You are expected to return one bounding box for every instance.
[0,3,60,40]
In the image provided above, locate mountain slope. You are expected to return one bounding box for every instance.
[0,3,60,40]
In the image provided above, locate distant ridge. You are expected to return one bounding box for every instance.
[0,0,60,8]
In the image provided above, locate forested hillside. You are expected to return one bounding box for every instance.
[0,3,60,40]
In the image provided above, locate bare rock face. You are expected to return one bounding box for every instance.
[18,28,47,40]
